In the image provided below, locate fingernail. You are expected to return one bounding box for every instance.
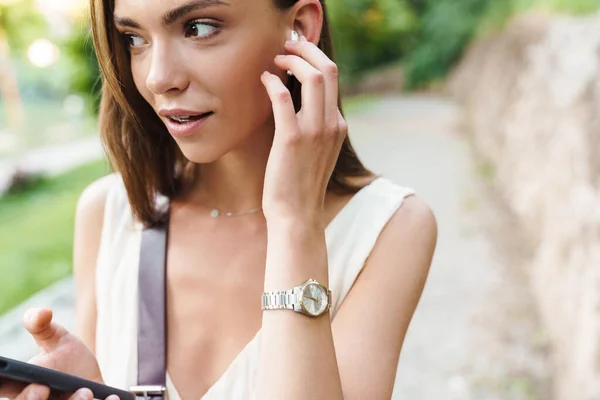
[274,55,285,60]
[27,385,48,400]
[300,35,307,41]
[24,309,36,324]
[285,40,296,46]
[75,388,92,400]
[26,388,36,400]
[25,308,41,320]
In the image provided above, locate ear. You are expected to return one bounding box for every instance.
[288,0,323,45]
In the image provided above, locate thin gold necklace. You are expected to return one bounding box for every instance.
[209,207,263,218]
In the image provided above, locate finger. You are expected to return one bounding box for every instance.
[15,384,50,400]
[23,308,68,354]
[0,379,27,399]
[337,109,348,138]
[335,109,348,151]
[322,110,347,176]
[106,395,120,400]
[274,54,325,134]
[67,388,93,400]
[284,37,339,130]
[260,71,300,139]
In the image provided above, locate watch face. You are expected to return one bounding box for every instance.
[301,283,328,316]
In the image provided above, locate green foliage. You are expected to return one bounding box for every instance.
[404,0,494,89]
[403,0,599,89]
[0,1,100,115]
[0,160,110,316]
[0,0,47,55]
[61,25,102,114]
[327,0,419,86]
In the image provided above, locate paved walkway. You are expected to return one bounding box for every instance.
[0,95,547,399]
[0,136,103,195]
[350,96,547,399]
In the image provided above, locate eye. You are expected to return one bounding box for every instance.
[185,20,221,39]
[123,34,147,48]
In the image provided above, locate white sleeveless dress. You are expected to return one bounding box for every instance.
[95,175,414,400]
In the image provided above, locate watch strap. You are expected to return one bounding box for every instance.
[261,288,300,310]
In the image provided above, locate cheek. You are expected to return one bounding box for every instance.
[212,44,279,122]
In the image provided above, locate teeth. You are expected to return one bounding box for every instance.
[169,113,211,123]
[172,116,191,122]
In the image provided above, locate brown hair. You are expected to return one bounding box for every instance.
[90,0,372,226]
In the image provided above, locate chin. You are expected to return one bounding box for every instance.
[177,145,223,164]
[174,139,236,164]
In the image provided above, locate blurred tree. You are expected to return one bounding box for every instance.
[403,0,599,89]
[404,0,493,89]
[61,25,101,114]
[0,16,22,132]
[0,0,46,132]
[1,0,46,53]
[404,0,430,15]
[327,0,419,86]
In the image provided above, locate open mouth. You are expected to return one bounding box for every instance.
[167,112,213,124]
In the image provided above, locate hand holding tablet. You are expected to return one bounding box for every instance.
[0,309,133,400]
[0,356,134,400]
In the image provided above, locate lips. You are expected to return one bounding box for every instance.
[163,112,213,138]
[158,108,214,138]
[167,112,212,124]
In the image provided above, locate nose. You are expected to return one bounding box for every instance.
[145,41,189,95]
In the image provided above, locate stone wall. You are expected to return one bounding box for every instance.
[448,12,600,400]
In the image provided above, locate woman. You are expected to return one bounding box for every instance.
[2,0,437,398]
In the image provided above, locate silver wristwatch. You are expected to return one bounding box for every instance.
[261,279,332,317]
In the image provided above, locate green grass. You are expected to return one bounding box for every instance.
[0,159,111,316]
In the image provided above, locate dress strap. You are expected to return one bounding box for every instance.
[326,178,415,314]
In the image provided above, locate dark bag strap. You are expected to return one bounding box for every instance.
[132,220,169,400]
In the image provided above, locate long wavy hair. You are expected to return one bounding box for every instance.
[90,0,372,226]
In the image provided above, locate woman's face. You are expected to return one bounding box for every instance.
[113,0,289,163]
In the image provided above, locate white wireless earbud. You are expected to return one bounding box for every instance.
[287,30,299,76]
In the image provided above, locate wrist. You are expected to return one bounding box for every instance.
[264,211,324,234]
[264,216,328,291]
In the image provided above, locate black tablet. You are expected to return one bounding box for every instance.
[0,356,135,400]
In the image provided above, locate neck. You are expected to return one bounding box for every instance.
[187,126,274,213]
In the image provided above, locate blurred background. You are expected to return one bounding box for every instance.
[1,0,600,399]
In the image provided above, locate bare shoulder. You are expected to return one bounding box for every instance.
[75,173,118,223]
[349,174,438,262]
[366,192,437,286]
[73,173,118,350]
[371,193,437,284]
[73,172,119,275]
[384,194,437,254]
[331,193,437,398]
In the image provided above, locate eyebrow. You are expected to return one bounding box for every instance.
[114,0,229,29]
